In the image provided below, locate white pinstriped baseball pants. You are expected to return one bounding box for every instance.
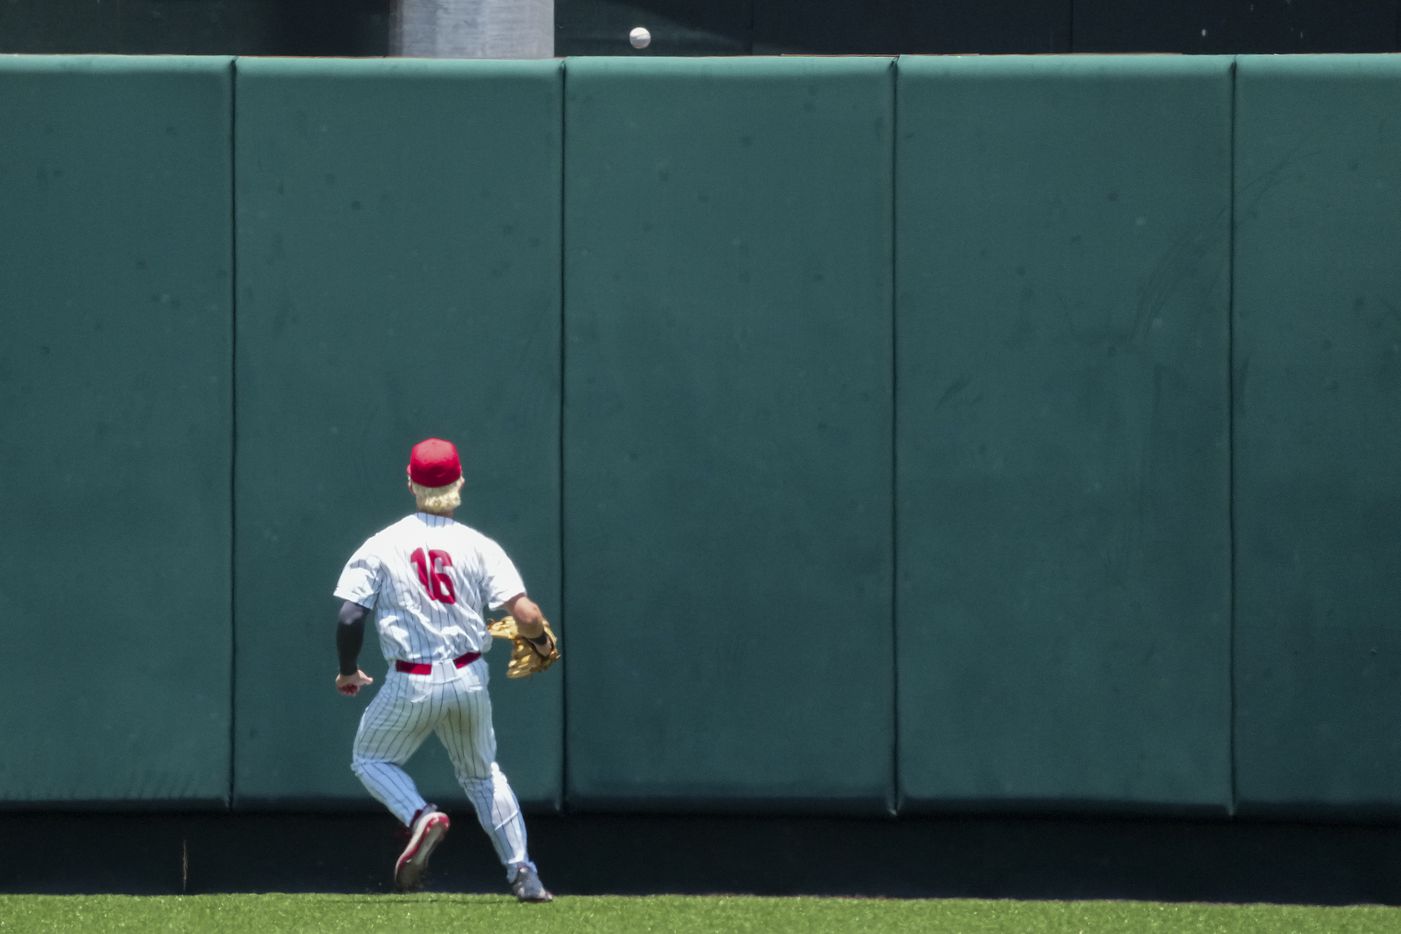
[351,657,533,877]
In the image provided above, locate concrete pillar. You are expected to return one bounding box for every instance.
[390,0,553,58]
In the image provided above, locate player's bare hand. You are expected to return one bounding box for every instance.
[335,670,374,696]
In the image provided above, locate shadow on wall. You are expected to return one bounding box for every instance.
[4,812,1401,904]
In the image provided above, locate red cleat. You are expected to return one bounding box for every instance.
[394,807,450,891]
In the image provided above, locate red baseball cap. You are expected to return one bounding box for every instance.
[407,438,462,487]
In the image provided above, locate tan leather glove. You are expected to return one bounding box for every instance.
[487,616,560,679]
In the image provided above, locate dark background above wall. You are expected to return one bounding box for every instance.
[0,0,1398,55]
[0,0,391,55]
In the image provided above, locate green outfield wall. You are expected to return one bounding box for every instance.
[0,56,234,806]
[230,58,564,810]
[0,55,1397,821]
[895,56,1233,815]
[562,57,895,813]
[1232,55,1401,818]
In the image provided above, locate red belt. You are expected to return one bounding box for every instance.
[395,652,480,675]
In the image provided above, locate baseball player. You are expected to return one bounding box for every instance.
[332,437,556,902]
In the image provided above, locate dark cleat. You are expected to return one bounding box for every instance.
[510,863,553,903]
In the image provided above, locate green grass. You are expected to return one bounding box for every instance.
[1,895,1398,934]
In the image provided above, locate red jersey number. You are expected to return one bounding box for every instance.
[410,548,457,604]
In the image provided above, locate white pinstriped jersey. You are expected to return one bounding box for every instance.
[334,512,526,665]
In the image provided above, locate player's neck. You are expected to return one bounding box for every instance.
[417,508,456,519]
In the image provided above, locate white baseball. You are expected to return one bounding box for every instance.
[629,26,651,49]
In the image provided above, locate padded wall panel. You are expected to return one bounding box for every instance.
[896,57,1233,814]
[1234,56,1401,817]
[0,56,233,805]
[564,57,895,812]
[233,59,562,809]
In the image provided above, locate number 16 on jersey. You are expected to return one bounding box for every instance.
[410,548,456,604]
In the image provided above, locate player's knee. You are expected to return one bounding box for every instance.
[452,760,503,787]
[455,768,488,788]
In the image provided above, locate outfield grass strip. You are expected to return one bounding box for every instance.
[1,894,1398,934]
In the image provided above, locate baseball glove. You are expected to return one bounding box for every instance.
[487,616,560,679]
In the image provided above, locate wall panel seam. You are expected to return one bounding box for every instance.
[559,56,572,815]
[889,55,901,818]
[1227,54,1239,820]
[227,54,240,814]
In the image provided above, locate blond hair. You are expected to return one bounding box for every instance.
[411,477,464,514]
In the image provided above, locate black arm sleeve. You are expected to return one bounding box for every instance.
[336,601,370,676]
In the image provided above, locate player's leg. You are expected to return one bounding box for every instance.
[436,661,545,897]
[350,670,438,825]
[354,671,455,891]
